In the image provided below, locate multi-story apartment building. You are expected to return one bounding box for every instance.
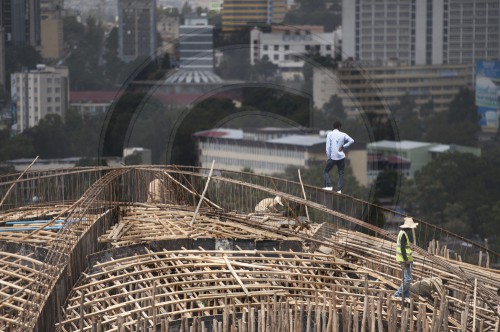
[251,25,340,81]
[0,27,5,90]
[194,127,368,185]
[11,65,69,133]
[118,0,157,63]
[195,127,325,174]
[342,0,500,67]
[0,0,41,48]
[222,0,287,32]
[179,14,214,71]
[313,61,471,114]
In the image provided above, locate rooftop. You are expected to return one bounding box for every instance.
[367,140,434,150]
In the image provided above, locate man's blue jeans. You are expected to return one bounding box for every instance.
[323,158,345,191]
[394,262,412,298]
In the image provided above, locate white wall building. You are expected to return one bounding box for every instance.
[179,14,214,71]
[11,65,69,133]
[342,0,500,67]
[250,25,340,81]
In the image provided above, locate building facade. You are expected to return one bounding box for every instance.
[118,0,157,63]
[0,0,41,48]
[179,14,214,71]
[0,27,5,90]
[70,91,123,114]
[40,10,64,59]
[366,140,481,182]
[222,0,286,32]
[251,26,339,81]
[157,15,179,54]
[11,65,69,133]
[195,128,325,174]
[313,61,471,114]
[342,0,500,67]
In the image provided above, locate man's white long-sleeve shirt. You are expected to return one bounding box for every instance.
[325,129,354,160]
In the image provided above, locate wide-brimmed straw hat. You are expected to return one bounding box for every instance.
[275,196,284,206]
[400,217,418,228]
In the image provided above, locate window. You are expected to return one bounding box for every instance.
[274,54,279,60]
[274,45,279,51]
[284,45,290,51]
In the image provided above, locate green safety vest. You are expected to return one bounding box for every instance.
[395,230,413,262]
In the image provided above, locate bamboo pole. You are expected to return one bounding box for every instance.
[0,156,39,210]
[472,278,478,332]
[297,169,310,223]
[190,160,215,226]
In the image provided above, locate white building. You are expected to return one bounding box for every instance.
[194,128,325,174]
[179,14,214,71]
[118,0,157,63]
[250,25,340,81]
[11,65,69,133]
[194,127,367,186]
[342,0,500,67]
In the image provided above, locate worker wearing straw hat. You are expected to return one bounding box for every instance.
[392,217,418,302]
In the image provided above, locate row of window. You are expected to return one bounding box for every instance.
[26,96,62,103]
[199,142,306,159]
[18,77,62,84]
[27,106,62,113]
[200,155,296,173]
[260,44,332,51]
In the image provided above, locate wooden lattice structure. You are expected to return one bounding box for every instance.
[0,166,497,331]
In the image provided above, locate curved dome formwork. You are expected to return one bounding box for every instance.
[0,166,498,331]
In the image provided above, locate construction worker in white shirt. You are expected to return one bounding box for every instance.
[323,121,354,194]
[392,217,418,302]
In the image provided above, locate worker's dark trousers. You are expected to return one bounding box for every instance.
[323,158,345,191]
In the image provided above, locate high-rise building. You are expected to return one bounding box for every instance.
[11,65,69,133]
[0,0,41,48]
[118,0,157,63]
[40,10,64,59]
[179,14,214,71]
[0,27,5,90]
[222,0,287,32]
[342,0,500,66]
[313,61,471,115]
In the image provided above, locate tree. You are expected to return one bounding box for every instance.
[321,95,346,122]
[391,93,423,141]
[252,56,279,81]
[181,2,193,15]
[448,88,478,124]
[124,152,143,165]
[23,114,70,158]
[410,152,493,239]
[5,46,43,89]
[170,98,237,165]
[0,135,35,160]
[374,169,400,199]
